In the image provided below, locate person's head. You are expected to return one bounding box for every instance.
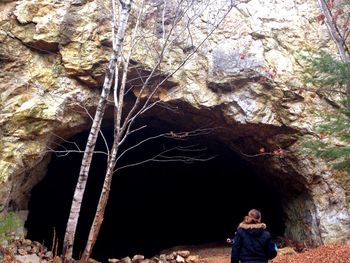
[243,209,261,224]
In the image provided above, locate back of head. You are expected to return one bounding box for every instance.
[243,209,261,224]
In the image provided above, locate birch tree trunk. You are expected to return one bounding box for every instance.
[80,142,119,262]
[80,3,136,259]
[62,0,133,261]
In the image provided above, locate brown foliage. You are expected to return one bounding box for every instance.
[271,244,350,263]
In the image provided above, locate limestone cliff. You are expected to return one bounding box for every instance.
[0,0,349,246]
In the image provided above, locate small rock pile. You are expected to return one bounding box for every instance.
[108,250,200,263]
[0,239,202,263]
[1,238,58,263]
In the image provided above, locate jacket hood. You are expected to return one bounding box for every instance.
[238,222,267,237]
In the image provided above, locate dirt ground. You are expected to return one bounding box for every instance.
[2,241,350,262]
[177,242,350,263]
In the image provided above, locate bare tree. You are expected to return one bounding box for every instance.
[62,0,133,261]
[62,0,235,262]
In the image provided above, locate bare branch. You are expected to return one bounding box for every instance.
[73,103,111,156]
[45,148,108,157]
[317,0,349,62]
[116,127,214,166]
[50,133,82,152]
[121,1,235,143]
[116,132,168,164]
[117,124,147,146]
[115,144,216,172]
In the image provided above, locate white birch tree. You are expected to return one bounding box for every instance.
[62,0,235,262]
[62,1,133,261]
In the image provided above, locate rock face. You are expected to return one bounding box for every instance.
[0,0,349,247]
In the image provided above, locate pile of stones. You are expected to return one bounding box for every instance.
[0,238,59,263]
[0,239,201,263]
[108,250,200,263]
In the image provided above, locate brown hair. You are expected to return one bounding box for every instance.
[243,209,261,224]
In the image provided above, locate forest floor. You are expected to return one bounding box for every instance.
[2,240,350,262]
[177,242,350,263]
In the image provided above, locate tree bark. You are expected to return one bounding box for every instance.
[80,2,134,260]
[62,57,115,263]
[80,143,119,262]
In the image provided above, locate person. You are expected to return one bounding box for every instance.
[227,209,277,263]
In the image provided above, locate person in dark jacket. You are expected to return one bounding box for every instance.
[228,209,277,263]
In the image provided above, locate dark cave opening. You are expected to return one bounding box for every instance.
[25,119,285,262]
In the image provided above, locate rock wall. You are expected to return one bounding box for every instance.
[0,0,349,245]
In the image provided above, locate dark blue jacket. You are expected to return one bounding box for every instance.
[230,223,277,263]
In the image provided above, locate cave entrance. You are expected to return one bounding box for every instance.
[25,118,285,262]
